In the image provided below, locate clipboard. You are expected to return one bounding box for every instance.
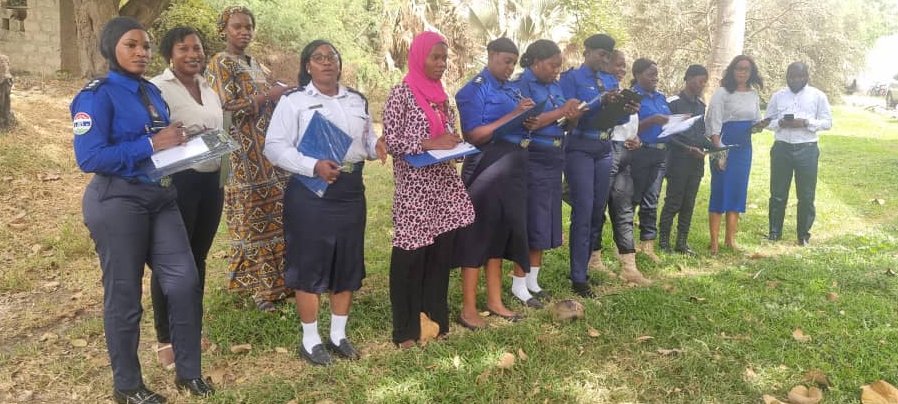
[493,101,546,137]
[295,112,354,197]
[403,141,481,168]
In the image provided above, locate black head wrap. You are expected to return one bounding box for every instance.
[487,38,519,55]
[99,16,145,74]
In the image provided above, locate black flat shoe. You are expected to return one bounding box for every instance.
[299,343,332,366]
[114,385,167,404]
[487,309,524,322]
[175,377,214,398]
[457,315,486,331]
[675,244,696,256]
[529,289,552,300]
[327,338,360,360]
[523,297,544,309]
[572,282,597,298]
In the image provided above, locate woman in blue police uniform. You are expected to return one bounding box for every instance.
[264,40,386,365]
[71,17,212,403]
[558,34,618,298]
[454,38,538,329]
[631,58,671,264]
[511,39,583,304]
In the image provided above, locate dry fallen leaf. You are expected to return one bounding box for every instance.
[688,296,706,302]
[516,348,528,361]
[762,394,786,404]
[787,385,823,404]
[587,327,601,338]
[496,352,516,369]
[230,343,252,354]
[656,348,684,356]
[39,173,61,182]
[475,369,491,384]
[39,332,58,342]
[792,328,811,343]
[861,380,898,404]
[42,281,60,290]
[286,400,298,404]
[635,335,654,342]
[826,292,839,301]
[419,312,440,344]
[274,347,289,354]
[802,369,832,389]
[744,367,758,381]
[70,338,88,347]
[766,280,782,289]
[886,268,897,277]
[452,355,461,369]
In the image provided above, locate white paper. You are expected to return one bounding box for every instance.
[151,137,210,169]
[659,114,702,139]
[426,142,477,160]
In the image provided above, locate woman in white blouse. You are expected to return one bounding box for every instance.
[149,26,224,370]
[264,40,386,366]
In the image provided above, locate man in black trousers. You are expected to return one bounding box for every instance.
[658,65,710,254]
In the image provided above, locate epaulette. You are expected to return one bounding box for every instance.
[284,86,303,97]
[473,75,484,85]
[81,77,107,92]
[667,95,680,103]
[346,87,369,114]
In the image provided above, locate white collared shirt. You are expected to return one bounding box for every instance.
[150,68,224,172]
[764,85,832,144]
[264,83,378,177]
[611,113,639,141]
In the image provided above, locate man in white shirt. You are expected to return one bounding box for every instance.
[764,62,833,245]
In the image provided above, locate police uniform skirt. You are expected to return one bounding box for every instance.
[283,165,366,293]
[709,120,753,213]
[526,143,565,250]
[453,141,530,270]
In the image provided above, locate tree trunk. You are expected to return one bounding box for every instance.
[0,55,14,131]
[707,0,746,95]
[73,0,119,78]
[120,0,173,27]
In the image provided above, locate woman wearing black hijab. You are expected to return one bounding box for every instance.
[71,17,213,403]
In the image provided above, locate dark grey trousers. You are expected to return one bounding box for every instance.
[768,141,819,241]
[608,142,637,254]
[82,175,202,390]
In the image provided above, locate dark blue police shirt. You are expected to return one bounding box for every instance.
[456,68,523,137]
[633,83,671,144]
[511,68,566,138]
[559,64,604,137]
[71,70,169,180]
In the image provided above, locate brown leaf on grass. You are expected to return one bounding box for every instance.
[274,347,289,354]
[766,280,782,289]
[688,296,706,302]
[207,368,236,385]
[229,343,252,354]
[70,338,88,347]
[660,283,676,292]
[587,327,601,338]
[635,335,654,342]
[744,367,758,381]
[39,332,58,342]
[475,369,491,384]
[792,328,811,343]
[750,252,768,260]
[762,394,786,404]
[656,348,684,356]
[826,292,839,301]
[861,380,898,404]
[419,312,439,344]
[7,222,26,229]
[787,385,823,404]
[286,400,298,404]
[496,352,515,369]
[802,369,832,389]
[39,173,61,182]
[516,348,528,361]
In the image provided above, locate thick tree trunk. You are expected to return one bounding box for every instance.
[0,54,14,131]
[120,0,173,27]
[73,0,119,78]
[707,0,746,94]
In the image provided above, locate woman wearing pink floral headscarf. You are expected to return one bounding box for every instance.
[383,31,475,349]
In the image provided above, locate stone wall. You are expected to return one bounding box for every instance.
[0,0,77,75]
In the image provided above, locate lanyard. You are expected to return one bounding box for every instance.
[138,81,167,133]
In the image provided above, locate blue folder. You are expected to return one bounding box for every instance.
[493,100,546,138]
[403,142,480,168]
[296,112,353,197]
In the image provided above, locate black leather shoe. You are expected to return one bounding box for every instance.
[675,244,696,256]
[767,233,781,241]
[798,238,810,246]
[486,308,524,322]
[114,385,167,404]
[299,343,332,366]
[175,377,214,398]
[572,282,596,298]
[327,338,360,360]
[659,240,672,253]
[529,289,552,300]
[523,297,544,309]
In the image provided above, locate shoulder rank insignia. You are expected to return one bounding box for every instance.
[473,76,484,84]
[81,78,107,92]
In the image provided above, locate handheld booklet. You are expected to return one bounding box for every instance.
[403,141,480,168]
[147,129,239,180]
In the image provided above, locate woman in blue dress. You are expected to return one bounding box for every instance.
[511,39,583,308]
[454,38,538,329]
[706,55,766,254]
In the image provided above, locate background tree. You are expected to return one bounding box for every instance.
[707,0,746,94]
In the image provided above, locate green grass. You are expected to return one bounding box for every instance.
[2,103,897,403]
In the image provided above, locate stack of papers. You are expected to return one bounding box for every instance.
[404,142,480,168]
[659,114,702,139]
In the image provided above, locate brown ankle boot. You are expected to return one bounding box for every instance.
[619,253,652,285]
[588,250,607,271]
[638,240,661,264]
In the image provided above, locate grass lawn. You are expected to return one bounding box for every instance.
[1,83,897,403]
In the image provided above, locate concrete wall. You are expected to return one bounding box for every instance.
[0,0,72,75]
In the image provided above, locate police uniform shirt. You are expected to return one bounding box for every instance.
[456,68,521,136]
[764,85,832,144]
[264,84,377,177]
[150,68,224,172]
[71,70,169,179]
[633,83,671,144]
[512,68,566,138]
[559,64,604,135]
[666,91,707,148]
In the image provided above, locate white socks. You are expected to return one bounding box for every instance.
[330,314,348,345]
[511,275,534,302]
[526,267,542,293]
[301,321,322,352]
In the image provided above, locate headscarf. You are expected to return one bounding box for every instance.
[217,5,255,40]
[403,32,449,138]
[99,16,144,74]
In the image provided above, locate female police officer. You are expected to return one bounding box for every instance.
[72,17,212,403]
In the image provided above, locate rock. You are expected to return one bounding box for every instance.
[549,299,585,322]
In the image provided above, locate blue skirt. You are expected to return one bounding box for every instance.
[709,120,753,213]
[527,144,565,250]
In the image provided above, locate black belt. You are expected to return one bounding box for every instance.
[340,161,365,173]
[642,143,667,150]
[774,141,817,148]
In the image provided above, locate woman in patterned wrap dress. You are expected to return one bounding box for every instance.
[205,6,293,311]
